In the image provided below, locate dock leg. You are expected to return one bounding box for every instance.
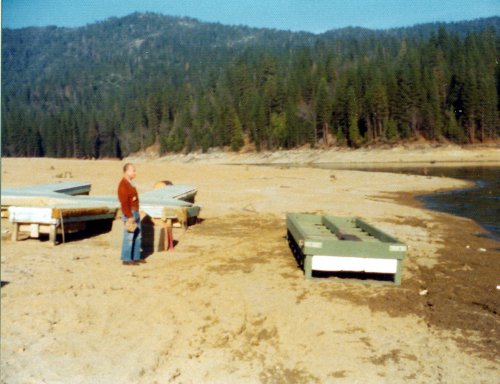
[11,223,19,242]
[49,224,57,246]
[394,260,403,285]
[304,255,313,279]
[164,219,174,251]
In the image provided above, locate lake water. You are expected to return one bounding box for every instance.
[415,166,499,241]
[314,164,499,241]
[274,163,499,241]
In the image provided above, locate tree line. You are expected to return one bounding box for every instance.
[2,13,499,158]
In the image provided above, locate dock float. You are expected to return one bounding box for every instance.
[286,213,406,285]
[2,181,201,248]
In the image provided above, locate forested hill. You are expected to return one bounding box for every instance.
[2,13,499,158]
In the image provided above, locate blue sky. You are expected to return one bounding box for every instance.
[3,0,499,33]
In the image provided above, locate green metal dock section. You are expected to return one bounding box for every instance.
[286,213,406,284]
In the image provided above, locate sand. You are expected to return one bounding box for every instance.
[1,147,499,383]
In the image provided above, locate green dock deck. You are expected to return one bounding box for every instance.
[286,213,406,285]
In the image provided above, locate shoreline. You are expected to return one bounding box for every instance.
[128,143,500,166]
[389,192,499,360]
[1,157,499,383]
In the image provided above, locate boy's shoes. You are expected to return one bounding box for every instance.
[122,261,140,266]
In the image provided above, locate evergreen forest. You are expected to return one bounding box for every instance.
[2,13,499,158]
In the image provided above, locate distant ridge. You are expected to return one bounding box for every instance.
[2,13,499,158]
[4,11,499,36]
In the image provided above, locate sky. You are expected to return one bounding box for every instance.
[2,0,499,33]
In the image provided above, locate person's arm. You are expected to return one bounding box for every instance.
[118,181,132,218]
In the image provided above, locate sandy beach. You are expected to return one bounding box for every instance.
[1,145,499,383]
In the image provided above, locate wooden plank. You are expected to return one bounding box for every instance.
[9,206,56,224]
[51,207,113,219]
[60,213,116,224]
[2,195,78,208]
[354,218,399,243]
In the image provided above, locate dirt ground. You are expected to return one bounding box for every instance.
[1,150,499,383]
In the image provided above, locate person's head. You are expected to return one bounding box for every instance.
[123,163,136,180]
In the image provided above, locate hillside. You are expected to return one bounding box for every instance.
[2,13,499,158]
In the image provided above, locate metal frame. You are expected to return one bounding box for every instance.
[286,213,406,285]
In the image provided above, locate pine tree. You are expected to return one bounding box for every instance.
[346,87,361,147]
[315,78,332,145]
[230,111,244,151]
